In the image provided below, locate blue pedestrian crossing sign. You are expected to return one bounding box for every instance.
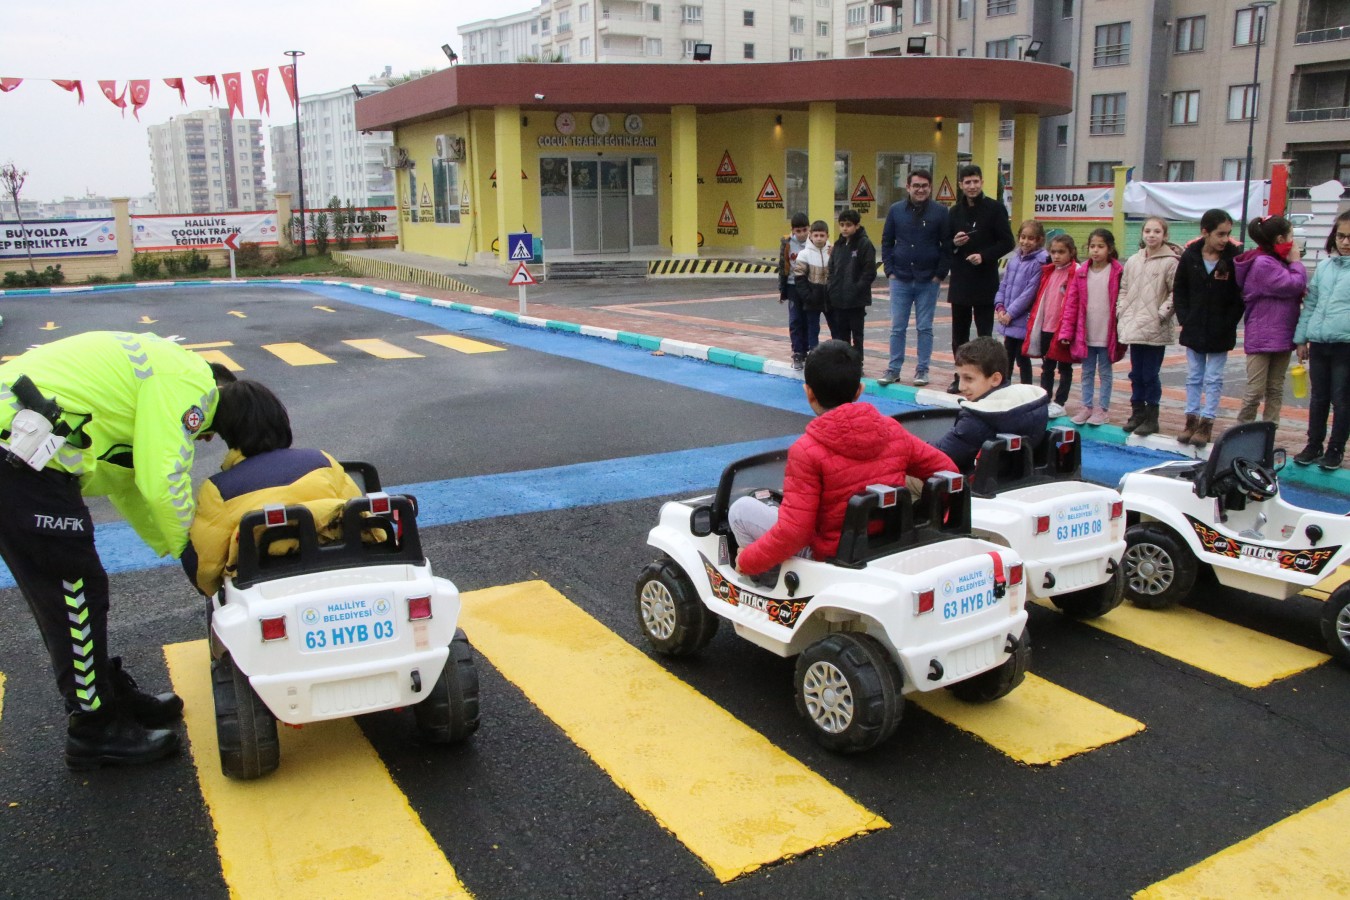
[508,232,534,261]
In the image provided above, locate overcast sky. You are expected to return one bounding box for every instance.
[0,0,536,203]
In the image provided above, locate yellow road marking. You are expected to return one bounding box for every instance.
[1303,564,1350,602]
[459,581,887,882]
[343,339,425,360]
[39,322,59,331]
[0,672,5,722]
[164,641,471,899]
[417,334,504,355]
[913,673,1144,766]
[262,342,336,366]
[1052,600,1329,688]
[138,315,157,324]
[1135,786,1350,898]
[183,341,235,350]
[314,306,336,313]
[194,349,243,372]
[229,311,247,318]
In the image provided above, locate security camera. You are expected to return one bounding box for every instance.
[533,93,546,100]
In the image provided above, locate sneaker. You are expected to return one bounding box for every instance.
[1294,444,1323,466]
[913,374,930,387]
[1318,449,1344,471]
[791,354,805,370]
[1048,402,1067,418]
[1070,406,1092,425]
[1087,408,1110,426]
[878,370,900,386]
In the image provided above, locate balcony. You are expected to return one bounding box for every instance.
[1287,106,1350,122]
[599,11,652,35]
[1296,24,1349,44]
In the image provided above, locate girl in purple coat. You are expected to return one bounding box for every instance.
[994,220,1049,384]
[1234,215,1307,425]
[1058,228,1124,426]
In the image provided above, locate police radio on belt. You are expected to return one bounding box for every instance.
[1,374,72,470]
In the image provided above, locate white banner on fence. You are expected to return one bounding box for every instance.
[1034,187,1115,220]
[131,212,282,252]
[0,218,119,259]
[292,207,398,246]
[1123,179,1269,223]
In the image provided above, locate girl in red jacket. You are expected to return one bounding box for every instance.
[1021,233,1078,418]
[1058,228,1124,426]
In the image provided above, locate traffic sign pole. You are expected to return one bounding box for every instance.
[223,231,240,280]
[507,260,538,314]
[519,283,527,315]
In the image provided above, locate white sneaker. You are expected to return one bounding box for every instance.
[1048,402,1066,418]
[1070,406,1092,425]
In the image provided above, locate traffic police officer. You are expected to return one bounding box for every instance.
[0,331,230,769]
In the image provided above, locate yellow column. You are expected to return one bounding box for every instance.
[970,102,1001,185]
[807,101,836,225]
[670,104,699,257]
[1011,113,1039,228]
[274,192,294,250]
[1112,165,1131,243]
[110,197,133,275]
[493,105,524,266]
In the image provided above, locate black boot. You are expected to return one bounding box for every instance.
[1122,402,1146,433]
[1135,404,1161,438]
[66,705,180,771]
[111,656,184,728]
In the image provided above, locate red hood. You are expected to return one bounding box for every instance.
[804,402,893,460]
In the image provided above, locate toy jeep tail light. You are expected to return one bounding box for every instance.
[996,433,1022,451]
[913,588,935,615]
[938,471,964,494]
[263,504,287,527]
[368,491,391,516]
[1110,500,1124,519]
[259,615,287,642]
[407,596,433,621]
[1033,515,1051,535]
[1009,563,1024,586]
[867,484,899,508]
[1053,426,1076,443]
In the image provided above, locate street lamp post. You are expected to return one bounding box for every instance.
[284,49,307,257]
[1239,1,1276,247]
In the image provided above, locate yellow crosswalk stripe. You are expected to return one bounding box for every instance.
[194,349,244,372]
[0,672,6,723]
[343,339,425,360]
[1044,601,1330,688]
[913,673,1145,766]
[459,581,887,882]
[1135,786,1350,898]
[417,334,504,355]
[183,341,235,350]
[262,342,336,366]
[164,641,471,899]
[1302,564,1350,602]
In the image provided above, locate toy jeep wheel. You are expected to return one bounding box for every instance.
[1321,585,1350,668]
[212,654,279,780]
[1052,566,1125,619]
[794,633,902,753]
[948,630,1030,703]
[635,558,719,656]
[414,629,481,744]
[1122,523,1196,610]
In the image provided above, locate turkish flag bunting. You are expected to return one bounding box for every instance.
[164,77,186,105]
[0,78,22,92]
[277,64,297,109]
[129,79,150,120]
[251,68,270,117]
[98,80,128,116]
[53,79,85,104]
[222,72,244,118]
[195,74,219,99]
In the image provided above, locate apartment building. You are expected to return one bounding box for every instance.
[270,85,396,209]
[147,108,266,214]
[461,7,544,62]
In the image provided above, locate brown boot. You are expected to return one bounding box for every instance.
[1134,404,1161,438]
[1177,413,1198,444]
[1190,417,1214,449]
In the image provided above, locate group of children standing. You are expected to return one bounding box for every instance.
[777,211,877,369]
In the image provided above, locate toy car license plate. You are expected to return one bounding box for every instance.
[1054,500,1104,543]
[298,596,397,653]
[939,570,1000,621]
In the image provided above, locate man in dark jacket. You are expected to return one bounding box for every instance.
[827,208,877,354]
[947,165,1015,393]
[935,337,1049,472]
[879,170,950,387]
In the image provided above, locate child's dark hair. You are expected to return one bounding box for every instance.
[1086,227,1118,260]
[958,163,983,181]
[1017,220,1046,243]
[1247,215,1291,251]
[1327,209,1350,255]
[211,380,294,458]
[837,208,861,226]
[1049,232,1078,262]
[804,340,862,409]
[1199,208,1233,234]
[790,212,810,229]
[954,336,1007,379]
[810,219,830,233]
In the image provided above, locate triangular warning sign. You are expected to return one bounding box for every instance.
[850,175,876,203]
[508,262,537,285]
[716,151,738,178]
[936,175,956,204]
[718,201,738,228]
[757,175,783,203]
[489,170,496,180]
[420,185,431,205]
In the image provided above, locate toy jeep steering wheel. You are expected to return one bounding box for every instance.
[1232,457,1277,500]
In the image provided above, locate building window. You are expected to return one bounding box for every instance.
[744,9,754,26]
[579,3,591,21]
[871,5,887,23]
[646,37,662,55]
[1056,125,1069,146]
[816,50,830,58]
[1228,83,1260,120]
[432,159,460,224]
[817,20,829,36]
[683,38,699,56]
[1234,6,1270,46]
[986,39,1013,58]
[999,119,1014,139]
[1337,151,1350,185]
[541,16,550,32]
[1170,90,1200,124]
[791,15,805,33]
[847,5,865,26]
[651,3,660,21]
[682,5,702,22]
[1094,22,1131,66]
[987,0,1016,16]
[580,36,591,55]
[1089,93,1127,134]
[1061,0,1073,18]
[790,46,805,60]
[914,0,932,25]
[1175,15,1205,52]
[1222,158,1247,180]
[744,42,755,59]
[1087,161,1121,183]
[959,0,973,19]
[1166,161,1196,182]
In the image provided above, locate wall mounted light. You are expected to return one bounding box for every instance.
[935,117,943,132]
[906,36,928,55]
[351,84,364,99]
[441,44,459,65]
[693,42,713,61]
[775,114,782,125]
[1023,40,1043,60]
[522,115,529,127]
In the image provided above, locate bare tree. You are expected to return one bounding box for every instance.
[0,162,36,274]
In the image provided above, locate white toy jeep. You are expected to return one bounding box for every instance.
[636,452,1030,753]
[1118,421,1350,666]
[207,463,480,779]
[894,410,1126,619]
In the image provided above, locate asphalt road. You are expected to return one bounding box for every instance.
[0,283,1346,899]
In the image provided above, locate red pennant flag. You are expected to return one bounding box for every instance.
[164,77,186,105]
[195,74,219,99]
[251,67,270,116]
[98,80,128,116]
[0,78,22,92]
[129,79,150,120]
[277,64,297,109]
[53,79,85,104]
[221,72,244,118]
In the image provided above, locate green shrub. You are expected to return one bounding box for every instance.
[131,254,161,279]
[186,249,210,273]
[271,245,299,265]
[236,241,263,268]
[2,265,65,287]
[163,254,183,275]
[87,274,111,284]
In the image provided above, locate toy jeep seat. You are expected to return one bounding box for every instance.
[891,407,959,444]
[833,472,971,568]
[1194,421,1277,501]
[970,427,1079,497]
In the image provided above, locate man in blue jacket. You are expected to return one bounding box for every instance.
[879,170,950,387]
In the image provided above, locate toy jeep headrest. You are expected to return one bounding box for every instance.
[833,471,971,568]
[970,426,1080,496]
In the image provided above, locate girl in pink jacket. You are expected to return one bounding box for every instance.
[1058,229,1124,426]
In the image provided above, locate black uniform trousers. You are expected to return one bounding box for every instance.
[0,462,112,714]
